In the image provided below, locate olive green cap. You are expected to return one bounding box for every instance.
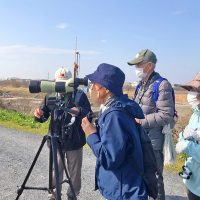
[127,49,157,65]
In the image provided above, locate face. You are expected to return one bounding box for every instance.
[136,62,153,73]
[89,82,110,105]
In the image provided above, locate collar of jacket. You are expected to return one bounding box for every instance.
[142,71,160,86]
[99,95,117,114]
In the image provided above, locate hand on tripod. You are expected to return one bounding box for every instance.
[34,108,44,118]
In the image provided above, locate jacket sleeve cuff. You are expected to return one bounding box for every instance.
[34,116,46,123]
[87,132,100,146]
[86,133,101,157]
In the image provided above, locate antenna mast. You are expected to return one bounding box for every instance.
[74,37,80,78]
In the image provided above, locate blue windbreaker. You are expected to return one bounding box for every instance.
[87,94,148,200]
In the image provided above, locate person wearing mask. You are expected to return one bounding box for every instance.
[81,63,148,200]
[127,49,175,200]
[176,72,200,200]
[34,67,92,200]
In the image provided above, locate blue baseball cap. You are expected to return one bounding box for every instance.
[86,63,125,96]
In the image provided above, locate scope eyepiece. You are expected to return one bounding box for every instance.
[74,77,88,88]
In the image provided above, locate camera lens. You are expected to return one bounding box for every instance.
[29,80,41,93]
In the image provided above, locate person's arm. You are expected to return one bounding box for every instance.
[86,111,130,170]
[141,80,174,128]
[184,141,200,162]
[176,133,200,162]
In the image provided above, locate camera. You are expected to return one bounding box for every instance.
[179,165,192,179]
[29,77,88,93]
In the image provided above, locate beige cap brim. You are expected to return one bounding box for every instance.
[127,57,143,66]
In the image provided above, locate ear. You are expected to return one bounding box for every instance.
[149,62,155,70]
[105,89,110,94]
[145,62,153,74]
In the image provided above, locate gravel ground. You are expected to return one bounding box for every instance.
[0,126,187,200]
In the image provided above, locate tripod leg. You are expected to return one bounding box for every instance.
[49,138,53,192]
[57,144,77,200]
[51,136,62,200]
[15,135,48,200]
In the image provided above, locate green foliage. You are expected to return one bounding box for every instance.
[164,139,187,173]
[0,108,49,134]
[165,153,187,173]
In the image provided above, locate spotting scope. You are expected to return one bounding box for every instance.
[29,77,88,93]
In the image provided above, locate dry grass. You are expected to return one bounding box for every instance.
[0,79,45,99]
[175,91,187,104]
[0,85,45,99]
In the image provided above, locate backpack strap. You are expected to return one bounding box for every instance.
[152,77,177,117]
[134,81,142,99]
[152,77,167,102]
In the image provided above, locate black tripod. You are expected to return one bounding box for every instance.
[16,98,77,200]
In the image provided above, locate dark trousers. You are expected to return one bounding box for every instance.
[154,150,165,200]
[48,148,83,199]
[187,189,200,200]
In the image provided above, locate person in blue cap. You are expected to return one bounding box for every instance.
[81,63,148,200]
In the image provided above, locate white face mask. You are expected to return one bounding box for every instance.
[135,68,147,80]
[187,91,200,109]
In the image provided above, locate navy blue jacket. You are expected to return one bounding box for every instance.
[35,90,92,151]
[87,94,148,200]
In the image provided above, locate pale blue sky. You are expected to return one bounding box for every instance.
[0,0,199,84]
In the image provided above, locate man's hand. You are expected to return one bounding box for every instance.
[135,118,142,124]
[81,117,96,135]
[34,108,43,118]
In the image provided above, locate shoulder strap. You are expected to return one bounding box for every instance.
[74,89,83,105]
[134,81,143,99]
[152,77,167,102]
[152,77,177,117]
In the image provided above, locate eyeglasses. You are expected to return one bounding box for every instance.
[89,83,103,91]
[136,62,147,68]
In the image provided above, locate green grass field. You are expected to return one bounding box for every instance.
[0,108,49,134]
